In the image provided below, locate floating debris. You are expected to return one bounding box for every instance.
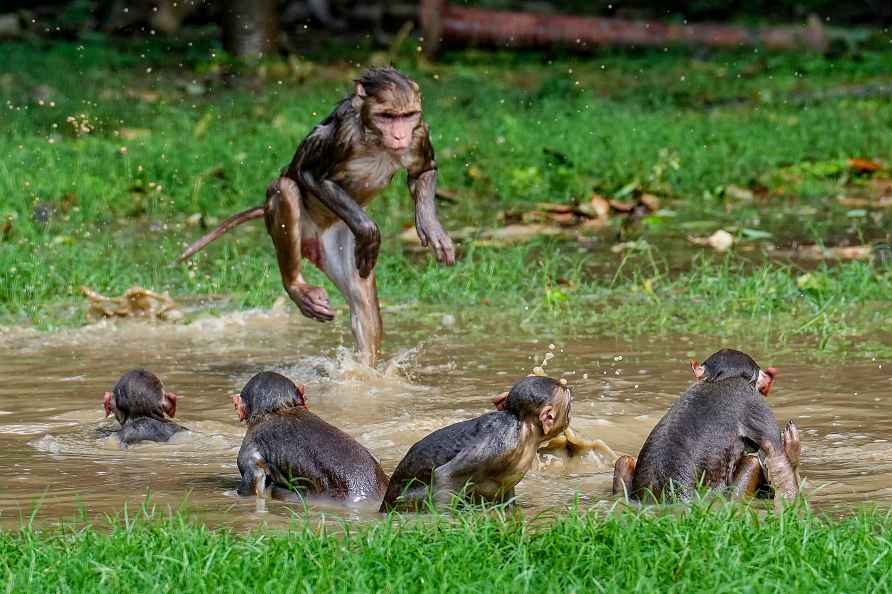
[81,286,183,321]
[540,427,618,460]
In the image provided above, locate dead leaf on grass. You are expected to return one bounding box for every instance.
[769,244,874,261]
[688,229,734,252]
[82,286,183,321]
[848,158,883,173]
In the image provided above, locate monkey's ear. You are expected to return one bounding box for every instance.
[539,404,556,436]
[162,391,177,418]
[492,391,509,411]
[231,394,246,422]
[410,80,420,92]
[297,384,306,397]
[690,360,705,380]
[103,392,113,417]
[756,367,777,397]
[355,82,367,98]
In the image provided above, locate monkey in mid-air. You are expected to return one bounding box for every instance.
[380,376,572,512]
[612,349,801,504]
[177,67,455,367]
[103,369,187,447]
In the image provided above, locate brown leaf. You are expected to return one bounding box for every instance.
[769,244,874,261]
[639,193,661,211]
[848,158,882,173]
[836,195,892,208]
[82,286,182,321]
[688,229,734,252]
[608,199,635,212]
[536,202,575,214]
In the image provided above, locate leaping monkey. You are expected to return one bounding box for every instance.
[177,68,455,366]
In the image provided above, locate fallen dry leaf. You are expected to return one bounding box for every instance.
[82,286,183,321]
[769,244,874,261]
[689,229,734,252]
[836,195,892,208]
[848,158,882,173]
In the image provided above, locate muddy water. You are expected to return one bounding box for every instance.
[0,309,890,529]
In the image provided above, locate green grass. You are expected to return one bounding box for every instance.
[2,502,890,593]
[1,36,891,348]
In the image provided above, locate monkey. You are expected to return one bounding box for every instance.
[177,67,455,367]
[611,349,801,504]
[379,376,572,512]
[232,371,388,504]
[102,369,187,447]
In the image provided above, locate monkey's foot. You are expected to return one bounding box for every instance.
[783,420,801,470]
[286,283,335,321]
[612,455,636,497]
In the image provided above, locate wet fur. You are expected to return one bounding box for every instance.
[380,376,569,512]
[116,417,186,447]
[629,377,784,501]
[237,406,388,502]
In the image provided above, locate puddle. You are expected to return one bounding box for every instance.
[0,308,889,529]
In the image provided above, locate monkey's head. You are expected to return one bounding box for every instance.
[354,67,422,154]
[690,349,777,396]
[492,376,572,439]
[103,369,177,424]
[233,371,306,423]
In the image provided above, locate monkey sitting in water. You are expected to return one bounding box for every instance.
[232,371,388,504]
[612,349,801,504]
[103,369,187,447]
[380,376,572,512]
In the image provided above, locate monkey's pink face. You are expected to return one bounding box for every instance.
[373,110,421,153]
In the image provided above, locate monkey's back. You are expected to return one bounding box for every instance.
[631,379,778,500]
[381,412,516,506]
[242,408,388,502]
[117,417,186,447]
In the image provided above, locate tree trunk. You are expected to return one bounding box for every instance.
[221,0,279,58]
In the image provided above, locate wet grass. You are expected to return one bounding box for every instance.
[1,36,891,348]
[1,502,890,593]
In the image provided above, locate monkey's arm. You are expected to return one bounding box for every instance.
[431,437,502,503]
[744,404,798,501]
[407,130,455,266]
[298,169,380,278]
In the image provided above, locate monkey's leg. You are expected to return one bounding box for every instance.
[319,221,382,367]
[730,454,764,499]
[264,177,335,321]
[612,455,636,498]
[760,439,799,502]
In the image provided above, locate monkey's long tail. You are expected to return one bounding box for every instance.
[176,206,265,262]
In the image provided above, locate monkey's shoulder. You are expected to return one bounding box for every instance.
[247,409,378,462]
[391,412,514,480]
[117,416,186,446]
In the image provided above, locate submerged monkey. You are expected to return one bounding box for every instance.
[612,349,801,504]
[103,369,187,447]
[233,371,388,504]
[178,67,455,367]
[380,376,572,512]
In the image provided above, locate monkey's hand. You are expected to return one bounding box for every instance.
[354,221,381,278]
[286,283,335,322]
[416,215,456,266]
